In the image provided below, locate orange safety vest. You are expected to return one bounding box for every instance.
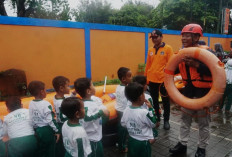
[179,62,212,88]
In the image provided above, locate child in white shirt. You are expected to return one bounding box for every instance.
[28,80,60,157]
[61,97,92,157]
[115,67,132,152]
[132,75,158,139]
[3,96,37,157]
[52,76,72,157]
[220,59,232,113]
[121,82,157,157]
[74,78,109,157]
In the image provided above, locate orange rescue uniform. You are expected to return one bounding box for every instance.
[145,43,173,83]
[179,62,212,88]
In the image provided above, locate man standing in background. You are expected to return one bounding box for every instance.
[145,29,174,130]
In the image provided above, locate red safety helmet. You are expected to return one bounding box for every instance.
[181,24,203,36]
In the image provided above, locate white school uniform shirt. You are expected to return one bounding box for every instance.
[53,96,67,123]
[53,93,77,123]
[29,100,59,133]
[225,62,232,84]
[0,119,3,140]
[115,85,128,112]
[3,108,34,139]
[62,121,91,157]
[80,99,106,142]
[121,106,156,141]
[91,95,103,104]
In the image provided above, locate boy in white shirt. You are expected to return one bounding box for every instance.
[53,76,71,125]
[61,97,92,157]
[115,67,132,152]
[132,75,158,139]
[3,96,37,157]
[52,76,72,157]
[121,82,157,157]
[74,78,109,157]
[28,81,60,157]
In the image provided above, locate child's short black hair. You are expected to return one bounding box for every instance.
[61,97,82,119]
[5,96,22,112]
[117,67,130,81]
[28,81,45,96]
[125,82,144,102]
[74,78,91,98]
[132,75,147,86]
[52,76,70,92]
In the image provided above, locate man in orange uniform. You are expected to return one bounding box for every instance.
[145,30,173,130]
[169,24,212,157]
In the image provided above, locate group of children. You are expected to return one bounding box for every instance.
[115,67,158,157]
[0,67,158,157]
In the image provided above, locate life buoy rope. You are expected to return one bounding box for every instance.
[164,47,226,110]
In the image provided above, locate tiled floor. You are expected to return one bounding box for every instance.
[104,104,232,157]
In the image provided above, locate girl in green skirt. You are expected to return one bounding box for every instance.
[2,96,37,157]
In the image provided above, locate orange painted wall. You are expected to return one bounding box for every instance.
[1,23,232,90]
[148,34,182,52]
[0,25,86,89]
[91,30,145,81]
[226,38,232,51]
[163,34,182,52]
[210,37,232,51]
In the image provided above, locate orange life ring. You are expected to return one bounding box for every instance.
[164,47,226,110]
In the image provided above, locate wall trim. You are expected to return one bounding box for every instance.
[1,16,232,38]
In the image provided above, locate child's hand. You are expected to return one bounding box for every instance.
[155,121,160,128]
[2,135,9,142]
[145,100,153,109]
[149,139,156,144]
[102,109,110,116]
[55,134,60,143]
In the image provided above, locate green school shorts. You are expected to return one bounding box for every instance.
[35,126,56,157]
[0,139,6,157]
[128,136,151,157]
[7,135,37,157]
[88,140,103,157]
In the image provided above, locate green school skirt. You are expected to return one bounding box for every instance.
[116,111,128,152]
[7,135,37,157]
[0,139,6,157]
[55,123,65,157]
[128,136,151,157]
[35,126,56,157]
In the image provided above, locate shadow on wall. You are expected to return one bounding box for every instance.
[0,69,27,101]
